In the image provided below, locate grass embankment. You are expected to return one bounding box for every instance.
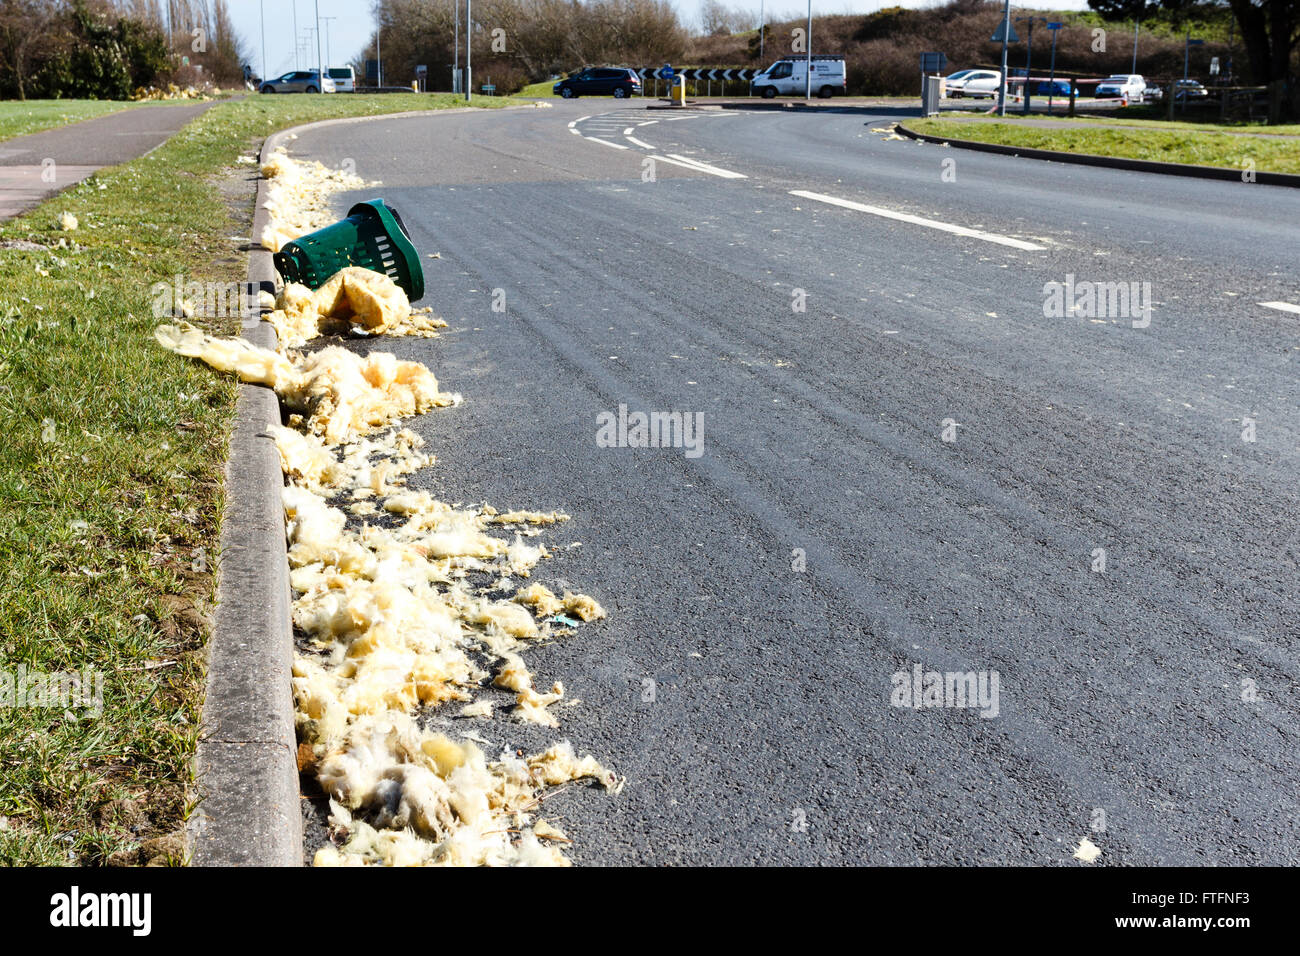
[0,99,150,142]
[0,92,517,865]
[910,117,1300,175]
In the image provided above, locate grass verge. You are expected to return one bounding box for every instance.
[910,117,1300,175]
[0,92,519,865]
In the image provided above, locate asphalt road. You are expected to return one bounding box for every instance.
[289,100,1300,865]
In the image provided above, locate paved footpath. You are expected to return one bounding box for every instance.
[0,100,217,218]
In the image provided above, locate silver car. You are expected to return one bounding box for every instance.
[259,70,336,94]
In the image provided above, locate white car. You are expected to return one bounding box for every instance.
[944,69,1001,99]
[1095,74,1145,99]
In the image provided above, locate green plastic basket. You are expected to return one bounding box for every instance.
[272,198,425,301]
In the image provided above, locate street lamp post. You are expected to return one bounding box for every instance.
[1046,21,1062,114]
[259,0,266,83]
[292,0,299,69]
[997,0,1011,116]
[1017,16,1041,114]
[759,0,764,60]
[454,0,460,93]
[465,0,472,101]
[804,0,812,101]
[321,16,336,70]
[313,0,323,92]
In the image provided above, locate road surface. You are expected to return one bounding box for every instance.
[289,100,1300,865]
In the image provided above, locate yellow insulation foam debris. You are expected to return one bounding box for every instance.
[156,149,615,867]
[268,268,449,348]
[154,323,458,444]
[310,713,615,866]
[258,147,375,253]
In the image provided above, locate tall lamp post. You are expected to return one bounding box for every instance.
[313,0,323,91]
[320,15,336,70]
[1131,19,1140,73]
[1046,21,1062,113]
[292,0,299,69]
[465,0,473,101]
[996,0,1011,116]
[803,0,812,101]
[454,0,460,93]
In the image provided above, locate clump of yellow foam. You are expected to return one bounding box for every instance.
[258,147,374,253]
[154,323,458,444]
[310,715,615,866]
[267,268,448,348]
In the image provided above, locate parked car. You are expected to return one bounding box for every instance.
[1174,79,1209,100]
[327,66,355,93]
[751,56,847,98]
[259,70,335,94]
[1094,74,1145,99]
[944,69,1001,99]
[1034,79,1073,96]
[554,68,642,98]
[1143,82,1165,100]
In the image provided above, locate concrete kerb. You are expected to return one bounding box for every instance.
[189,100,546,866]
[895,120,1300,189]
[188,136,299,867]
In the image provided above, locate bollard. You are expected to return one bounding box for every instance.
[1068,76,1076,117]
[673,74,686,106]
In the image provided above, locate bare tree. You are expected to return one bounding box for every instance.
[0,0,58,100]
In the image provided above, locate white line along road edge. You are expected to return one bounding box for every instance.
[790,189,1046,251]
[1259,301,1300,315]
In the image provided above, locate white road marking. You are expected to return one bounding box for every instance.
[585,136,630,150]
[790,189,1046,251]
[637,120,658,126]
[664,153,747,178]
[1259,301,1300,315]
[626,136,655,150]
[623,127,634,135]
[569,128,581,135]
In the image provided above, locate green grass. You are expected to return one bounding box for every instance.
[519,80,560,97]
[0,99,153,142]
[0,92,516,865]
[910,117,1300,174]
[942,107,1300,137]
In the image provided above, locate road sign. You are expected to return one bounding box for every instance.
[415,64,427,75]
[1046,21,1063,30]
[920,52,947,72]
[658,65,674,80]
[991,22,1019,43]
[1210,56,1220,75]
[1187,38,1204,45]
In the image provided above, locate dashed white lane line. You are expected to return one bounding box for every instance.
[637,120,658,126]
[663,153,747,178]
[1259,301,1300,315]
[790,189,1046,252]
[585,136,630,150]
[626,135,655,150]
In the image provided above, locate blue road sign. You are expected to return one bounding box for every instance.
[659,65,675,80]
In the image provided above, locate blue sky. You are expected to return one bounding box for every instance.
[228,0,1092,78]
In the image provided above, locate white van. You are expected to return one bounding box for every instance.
[327,66,355,92]
[751,56,847,99]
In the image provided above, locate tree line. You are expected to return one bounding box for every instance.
[0,0,246,100]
